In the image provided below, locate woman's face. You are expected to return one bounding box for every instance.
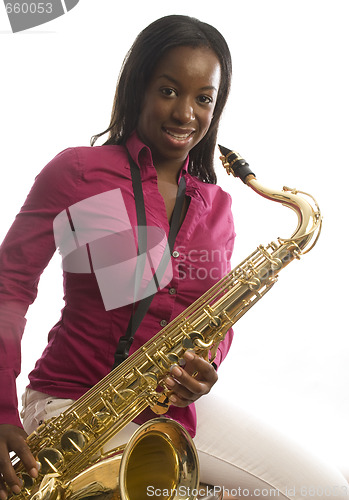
[136,45,221,172]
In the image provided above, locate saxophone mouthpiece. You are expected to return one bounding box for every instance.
[218,144,255,184]
[218,144,232,157]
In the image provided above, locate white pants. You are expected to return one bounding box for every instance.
[21,388,349,500]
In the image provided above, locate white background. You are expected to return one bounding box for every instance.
[0,0,348,477]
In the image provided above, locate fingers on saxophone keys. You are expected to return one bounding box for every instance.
[0,461,18,497]
[0,476,21,499]
[0,483,8,500]
[184,350,195,361]
[12,483,22,495]
[164,364,182,384]
[165,377,176,388]
[177,349,195,368]
[164,368,181,401]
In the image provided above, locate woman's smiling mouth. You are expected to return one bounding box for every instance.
[163,127,195,141]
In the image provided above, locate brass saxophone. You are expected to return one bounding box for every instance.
[9,146,322,500]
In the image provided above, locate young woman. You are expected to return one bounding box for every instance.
[0,15,348,500]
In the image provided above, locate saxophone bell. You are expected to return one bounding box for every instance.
[119,418,199,500]
[28,418,198,500]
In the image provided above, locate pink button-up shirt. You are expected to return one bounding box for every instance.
[0,132,235,436]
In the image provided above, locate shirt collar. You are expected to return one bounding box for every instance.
[125,130,189,179]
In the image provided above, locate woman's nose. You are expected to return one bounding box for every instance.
[172,97,195,124]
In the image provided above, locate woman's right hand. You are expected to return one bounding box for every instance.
[0,424,39,500]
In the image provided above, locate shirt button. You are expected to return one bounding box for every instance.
[160,319,168,327]
[172,250,180,258]
[169,287,176,295]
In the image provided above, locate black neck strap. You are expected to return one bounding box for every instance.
[112,155,186,369]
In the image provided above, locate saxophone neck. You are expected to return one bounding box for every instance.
[218,145,322,253]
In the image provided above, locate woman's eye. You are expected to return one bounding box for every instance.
[161,88,176,97]
[198,95,213,104]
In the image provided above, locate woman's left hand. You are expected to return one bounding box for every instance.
[164,350,218,407]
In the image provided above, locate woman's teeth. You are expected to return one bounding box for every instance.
[165,129,193,140]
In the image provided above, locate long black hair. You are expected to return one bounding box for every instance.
[90,15,232,184]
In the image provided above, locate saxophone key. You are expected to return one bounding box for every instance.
[90,411,115,429]
[141,371,158,389]
[37,448,64,475]
[168,353,180,364]
[153,349,172,370]
[246,277,262,291]
[150,393,171,415]
[203,307,222,329]
[60,429,87,453]
[192,337,213,355]
[209,316,222,328]
[99,397,120,419]
[145,351,163,371]
[182,331,204,349]
[112,388,135,406]
[20,473,35,490]
[31,476,64,500]
[133,367,158,389]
